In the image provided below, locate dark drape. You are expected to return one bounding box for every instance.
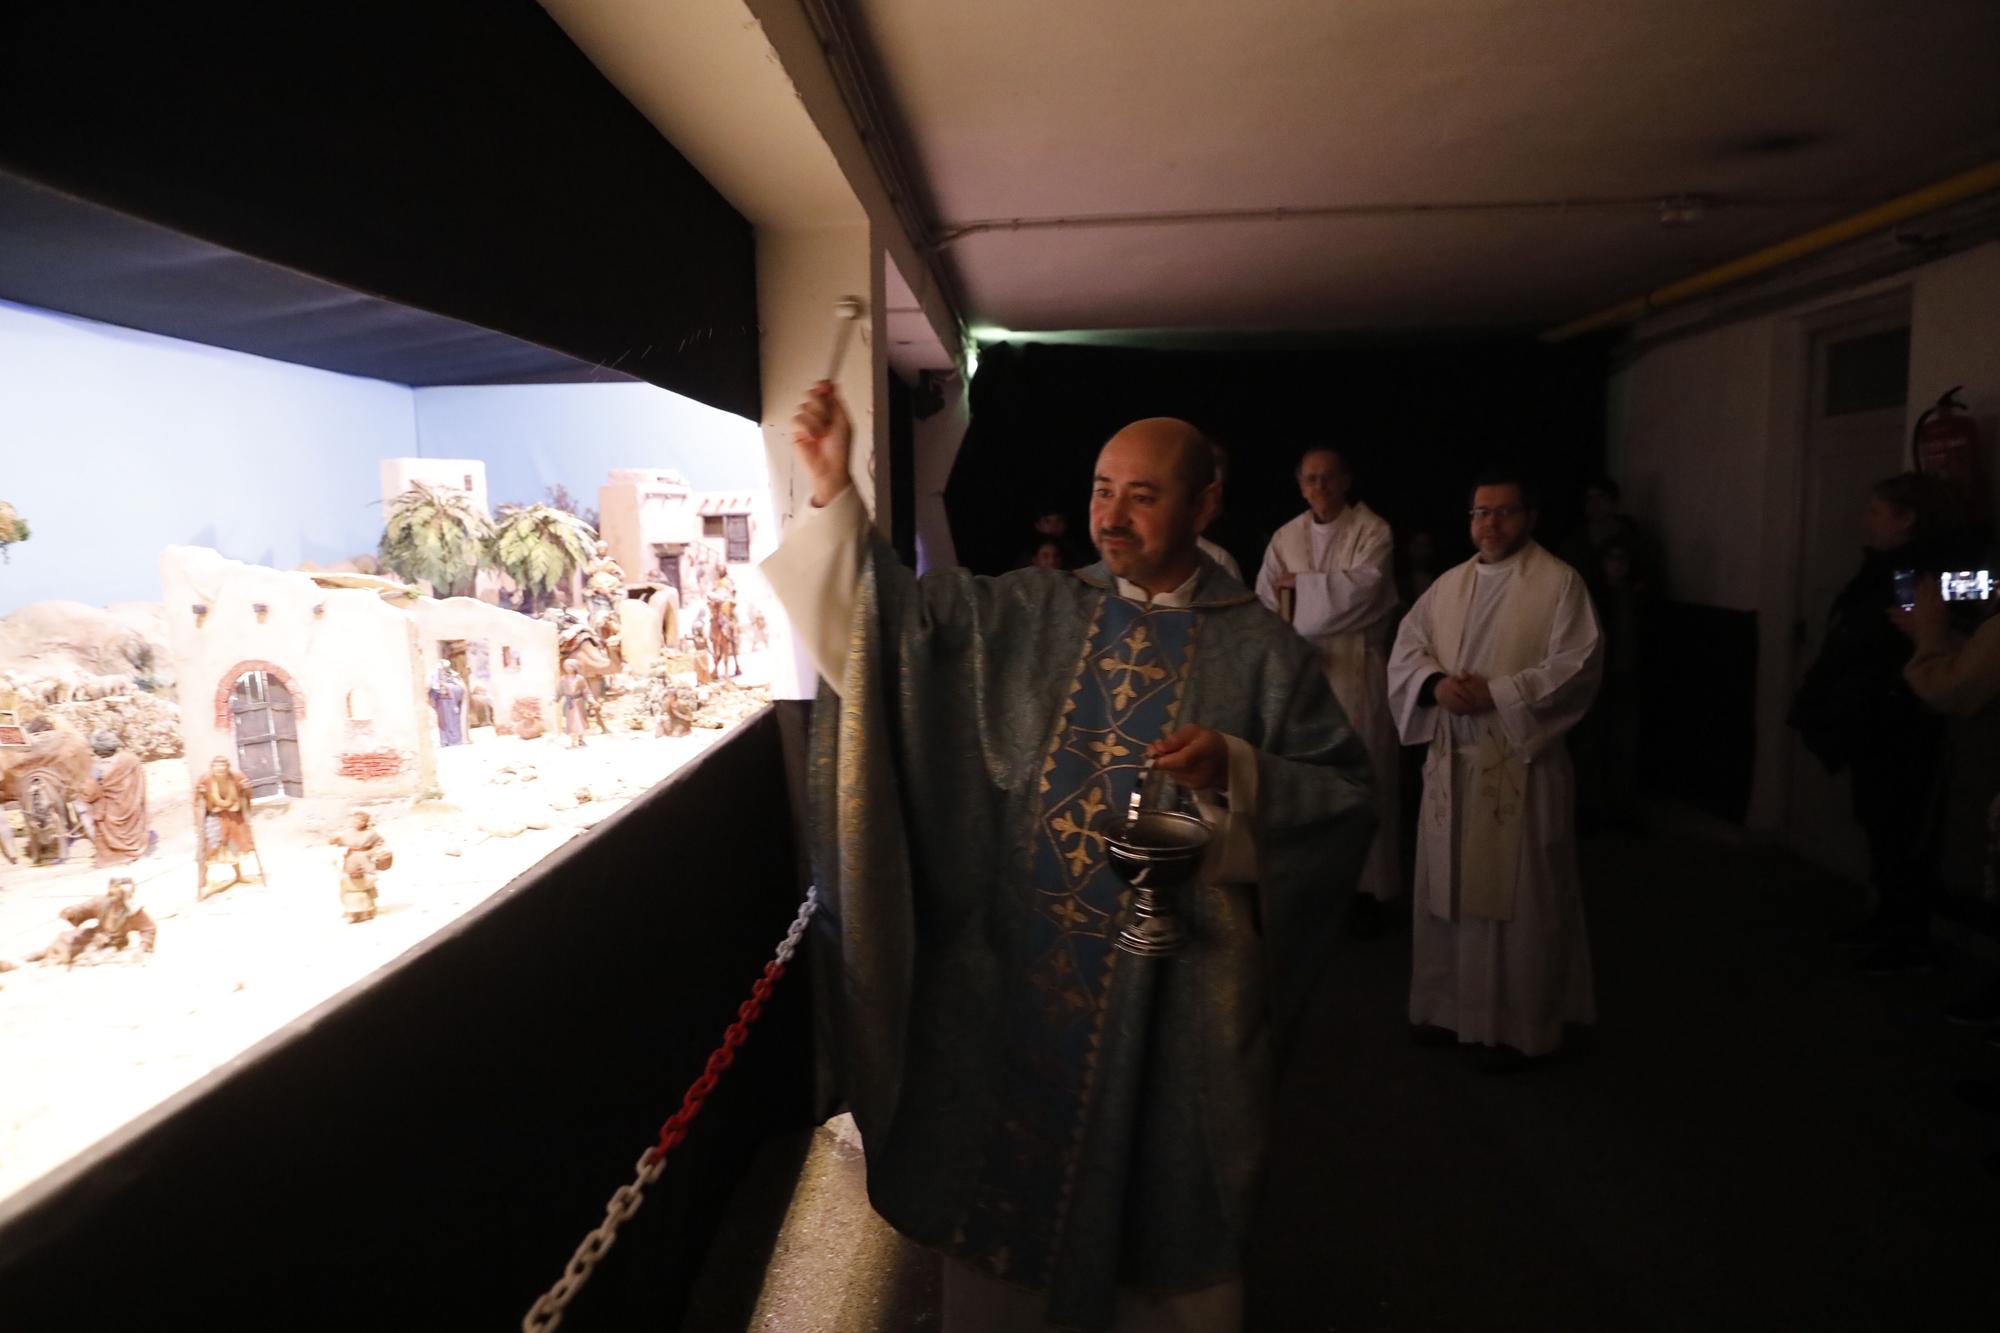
[947,338,1611,577]
[0,1,759,416]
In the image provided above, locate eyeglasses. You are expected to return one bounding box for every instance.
[1468,505,1526,522]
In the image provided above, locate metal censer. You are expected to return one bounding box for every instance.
[1102,807,1211,957]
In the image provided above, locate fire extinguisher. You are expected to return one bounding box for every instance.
[1911,386,1988,525]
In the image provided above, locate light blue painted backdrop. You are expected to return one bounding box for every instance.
[0,300,765,614]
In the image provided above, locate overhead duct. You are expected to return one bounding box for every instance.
[1542,162,2000,342]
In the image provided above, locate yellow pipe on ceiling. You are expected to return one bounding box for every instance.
[1541,161,2000,342]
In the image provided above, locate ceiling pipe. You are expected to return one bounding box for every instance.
[931,194,1815,249]
[1541,160,2000,342]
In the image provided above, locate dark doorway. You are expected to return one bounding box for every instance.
[228,669,302,798]
[653,543,684,596]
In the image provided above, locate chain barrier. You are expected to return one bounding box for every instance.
[522,887,819,1333]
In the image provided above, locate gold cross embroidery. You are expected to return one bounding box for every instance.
[1050,784,1109,876]
[1086,732,1131,766]
[1097,624,1168,711]
[1048,895,1094,929]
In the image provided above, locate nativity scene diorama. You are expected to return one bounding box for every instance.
[0,446,782,1201]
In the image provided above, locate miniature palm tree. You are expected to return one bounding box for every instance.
[0,501,28,563]
[378,483,493,598]
[488,503,597,614]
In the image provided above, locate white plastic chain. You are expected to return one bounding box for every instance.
[521,887,819,1332]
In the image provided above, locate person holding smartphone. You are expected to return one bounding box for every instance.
[1892,571,2000,1025]
[1789,473,1964,976]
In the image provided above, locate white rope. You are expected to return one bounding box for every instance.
[521,887,819,1333]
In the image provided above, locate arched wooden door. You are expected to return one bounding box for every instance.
[230,669,303,798]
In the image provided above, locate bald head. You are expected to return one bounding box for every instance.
[1103,417,1214,493]
[1090,417,1220,594]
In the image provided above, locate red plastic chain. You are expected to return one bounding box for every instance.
[523,888,817,1332]
[647,958,786,1164]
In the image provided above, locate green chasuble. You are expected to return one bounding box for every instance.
[808,537,1375,1330]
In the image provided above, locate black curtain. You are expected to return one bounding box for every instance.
[948,338,1611,577]
[0,1,759,417]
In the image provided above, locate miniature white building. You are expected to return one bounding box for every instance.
[407,594,561,741]
[597,469,770,602]
[380,457,491,519]
[162,547,557,801]
[597,469,782,674]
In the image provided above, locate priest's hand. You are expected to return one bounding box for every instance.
[1453,674,1496,713]
[1434,676,1472,715]
[791,381,853,507]
[1272,572,1298,590]
[1436,675,1492,715]
[1150,725,1228,791]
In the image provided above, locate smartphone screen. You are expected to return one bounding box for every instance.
[1893,568,1919,610]
[1941,570,1995,602]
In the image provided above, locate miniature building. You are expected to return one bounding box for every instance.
[597,468,767,603]
[380,457,491,519]
[408,593,560,740]
[162,547,557,800]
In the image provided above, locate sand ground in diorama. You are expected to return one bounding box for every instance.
[0,688,770,1205]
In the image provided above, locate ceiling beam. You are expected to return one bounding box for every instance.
[746,0,967,370]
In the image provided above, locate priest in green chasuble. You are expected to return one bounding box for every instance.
[1387,472,1603,1072]
[763,384,1376,1332]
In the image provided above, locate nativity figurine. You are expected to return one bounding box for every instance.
[428,661,469,747]
[78,731,150,866]
[195,755,261,895]
[331,809,390,923]
[25,876,157,967]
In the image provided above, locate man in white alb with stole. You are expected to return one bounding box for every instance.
[1388,471,1602,1071]
[1256,448,1402,923]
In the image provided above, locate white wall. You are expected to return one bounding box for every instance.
[1908,242,2000,503]
[754,223,883,699]
[1614,319,1777,611]
[1609,240,2000,833]
[912,370,971,574]
[0,300,412,613]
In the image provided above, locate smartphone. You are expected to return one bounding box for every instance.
[1941,569,1994,603]
[1893,568,1919,611]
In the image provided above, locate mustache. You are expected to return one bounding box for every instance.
[1095,527,1139,544]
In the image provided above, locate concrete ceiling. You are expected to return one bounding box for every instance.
[849,0,2000,338]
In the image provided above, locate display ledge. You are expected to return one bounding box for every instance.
[0,703,819,1331]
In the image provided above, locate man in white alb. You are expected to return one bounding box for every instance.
[1257,447,1401,931]
[1387,471,1602,1072]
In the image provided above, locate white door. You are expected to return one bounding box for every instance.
[1786,307,1911,882]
